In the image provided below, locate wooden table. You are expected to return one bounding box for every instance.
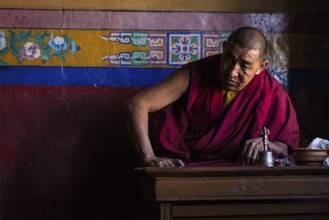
[135,166,329,219]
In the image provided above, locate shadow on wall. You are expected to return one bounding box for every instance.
[284,17,329,146]
[0,86,144,219]
[265,19,329,147]
[289,70,329,147]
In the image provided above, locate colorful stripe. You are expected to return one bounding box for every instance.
[1,9,328,87]
[1,28,328,69]
[1,0,328,13]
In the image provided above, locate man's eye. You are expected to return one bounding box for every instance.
[241,63,250,69]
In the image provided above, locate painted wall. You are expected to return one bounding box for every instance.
[0,0,329,218]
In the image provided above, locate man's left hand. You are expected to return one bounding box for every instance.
[237,137,264,165]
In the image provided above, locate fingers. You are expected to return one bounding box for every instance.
[173,159,185,167]
[158,159,175,167]
[238,138,263,165]
[146,157,185,168]
[246,142,259,164]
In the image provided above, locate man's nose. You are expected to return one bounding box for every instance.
[228,62,240,77]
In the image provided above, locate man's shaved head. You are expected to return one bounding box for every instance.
[227,27,268,59]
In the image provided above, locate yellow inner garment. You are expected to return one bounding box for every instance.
[222,89,239,110]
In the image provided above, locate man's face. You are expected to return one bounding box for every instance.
[219,41,267,92]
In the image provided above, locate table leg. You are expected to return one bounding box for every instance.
[160,202,172,220]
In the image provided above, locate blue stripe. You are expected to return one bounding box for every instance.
[0,66,328,88]
[0,66,176,86]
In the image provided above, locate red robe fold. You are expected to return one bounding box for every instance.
[149,54,300,166]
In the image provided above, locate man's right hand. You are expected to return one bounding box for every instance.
[144,155,185,167]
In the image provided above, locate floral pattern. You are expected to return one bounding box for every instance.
[0,31,7,65]
[0,31,6,50]
[171,36,198,61]
[48,35,67,51]
[0,29,80,65]
[169,34,201,65]
[20,42,41,61]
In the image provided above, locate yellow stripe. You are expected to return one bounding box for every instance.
[1,29,328,69]
[0,0,328,13]
[1,29,150,67]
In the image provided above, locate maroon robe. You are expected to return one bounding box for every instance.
[149,54,300,166]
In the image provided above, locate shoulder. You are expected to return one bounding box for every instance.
[261,70,290,100]
[179,54,221,85]
[262,70,285,90]
[180,54,222,70]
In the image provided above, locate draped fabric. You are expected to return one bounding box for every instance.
[149,54,300,166]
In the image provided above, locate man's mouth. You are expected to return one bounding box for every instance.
[226,78,239,85]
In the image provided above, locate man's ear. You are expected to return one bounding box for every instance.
[256,60,269,75]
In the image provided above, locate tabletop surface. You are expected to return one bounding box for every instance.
[135,166,329,177]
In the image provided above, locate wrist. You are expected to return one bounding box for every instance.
[143,154,156,162]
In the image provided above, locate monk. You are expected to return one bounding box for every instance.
[125,27,300,167]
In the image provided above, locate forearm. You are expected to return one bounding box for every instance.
[125,101,155,164]
[124,70,189,166]
[268,141,288,157]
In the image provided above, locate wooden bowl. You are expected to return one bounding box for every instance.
[293,148,329,165]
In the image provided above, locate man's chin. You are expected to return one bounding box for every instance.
[223,85,239,92]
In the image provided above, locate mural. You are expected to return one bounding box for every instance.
[0,29,225,67]
[101,31,226,66]
[1,26,328,88]
[103,32,192,66]
[0,29,80,65]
